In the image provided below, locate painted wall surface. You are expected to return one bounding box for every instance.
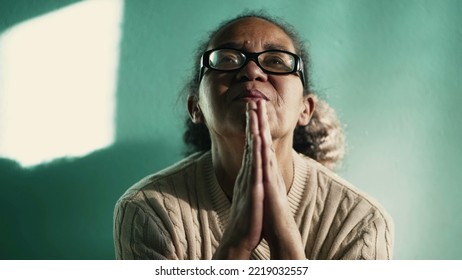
[1,0,461,259]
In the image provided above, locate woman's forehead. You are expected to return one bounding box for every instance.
[208,17,296,52]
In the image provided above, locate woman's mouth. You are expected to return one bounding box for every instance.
[234,89,269,101]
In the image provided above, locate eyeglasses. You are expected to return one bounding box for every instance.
[199,48,305,85]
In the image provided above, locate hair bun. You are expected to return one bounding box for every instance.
[293,95,346,170]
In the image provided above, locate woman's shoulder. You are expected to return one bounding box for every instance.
[295,151,393,224]
[117,151,211,204]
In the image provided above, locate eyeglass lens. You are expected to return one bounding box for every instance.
[208,49,296,73]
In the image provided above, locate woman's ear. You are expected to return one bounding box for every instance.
[298,94,315,126]
[187,95,203,124]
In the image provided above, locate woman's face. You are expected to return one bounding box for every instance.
[193,17,312,142]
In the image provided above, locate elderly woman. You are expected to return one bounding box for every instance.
[114,12,393,260]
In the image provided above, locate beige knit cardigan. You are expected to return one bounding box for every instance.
[114,151,393,260]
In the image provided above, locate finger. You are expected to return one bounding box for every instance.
[248,101,262,188]
[241,101,257,168]
[237,101,259,189]
[249,104,264,236]
[247,100,258,136]
[257,100,273,181]
[258,100,288,200]
[258,99,272,151]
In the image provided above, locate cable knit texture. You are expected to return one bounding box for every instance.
[114,151,393,260]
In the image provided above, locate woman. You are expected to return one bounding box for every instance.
[114,12,394,260]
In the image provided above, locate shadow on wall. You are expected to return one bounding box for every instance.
[0,0,79,33]
[0,141,181,259]
[0,0,185,259]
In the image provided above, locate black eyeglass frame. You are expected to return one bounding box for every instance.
[198,48,305,86]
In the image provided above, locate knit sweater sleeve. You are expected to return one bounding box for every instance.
[300,157,394,260]
[320,186,394,260]
[337,208,394,260]
[113,192,177,260]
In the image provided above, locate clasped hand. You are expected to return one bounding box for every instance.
[214,99,305,260]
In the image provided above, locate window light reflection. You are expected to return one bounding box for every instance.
[0,0,123,167]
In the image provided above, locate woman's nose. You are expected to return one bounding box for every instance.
[235,60,269,83]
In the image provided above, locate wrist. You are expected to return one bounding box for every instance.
[265,219,305,260]
[268,238,305,260]
[213,241,254,260]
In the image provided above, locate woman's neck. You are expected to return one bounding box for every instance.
[210,134,295,201]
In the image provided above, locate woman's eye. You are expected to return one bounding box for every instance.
[267,56,284,64]
[262,55,292,71]
[218,55,238,64]
[210,51,242,69]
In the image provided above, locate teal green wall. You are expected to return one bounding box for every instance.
[1,0,461,259]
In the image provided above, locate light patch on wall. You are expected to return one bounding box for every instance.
[0,0,124,167]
